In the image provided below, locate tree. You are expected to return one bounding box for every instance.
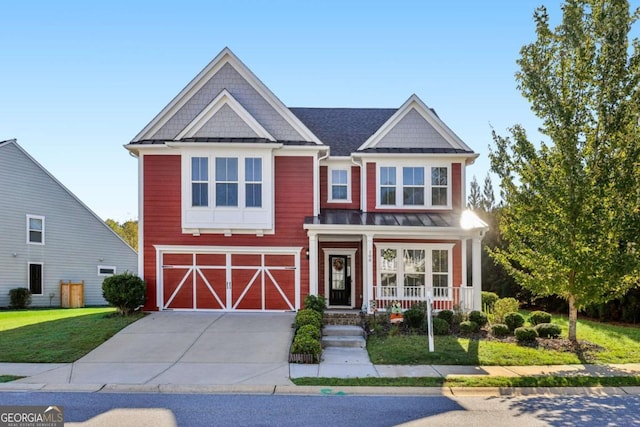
[467,176,482,210]
[481,175,495,213]
[489,0,640,341]
[106,219,138,251]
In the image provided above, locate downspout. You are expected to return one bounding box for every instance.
[315,148,330,216]
[351,155,364,212]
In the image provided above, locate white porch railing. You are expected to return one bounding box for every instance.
[373,285,474,312]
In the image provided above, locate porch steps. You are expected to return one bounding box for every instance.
[321,325,366,349]
[322,311,363,326]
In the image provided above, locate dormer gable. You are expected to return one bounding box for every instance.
[175,89,276,140]
[357,94,473,153]
[132,48,321,144]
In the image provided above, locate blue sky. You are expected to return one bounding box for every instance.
[3,0,631,221]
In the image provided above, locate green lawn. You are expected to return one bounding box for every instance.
[0,308,143,363]
[367,311,640,366]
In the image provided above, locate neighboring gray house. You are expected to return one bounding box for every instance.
[0,139,137,307]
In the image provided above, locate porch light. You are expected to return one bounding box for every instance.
[460,210,484,230]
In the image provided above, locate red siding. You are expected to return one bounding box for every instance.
[142,154,313,310]
[320,165,361,210]
[452,163,462,210]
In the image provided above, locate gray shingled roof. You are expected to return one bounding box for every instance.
[290,108,397,156]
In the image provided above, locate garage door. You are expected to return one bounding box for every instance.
[158,247,299,311]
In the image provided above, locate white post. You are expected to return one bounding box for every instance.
[472,237,482,311]
[364,233,375,313]
[427,291,434,352]
[308,232,318,296]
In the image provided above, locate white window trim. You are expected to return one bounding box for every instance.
[98,265,117,276]
[375,162,452,210]
[327,166,351,203]
[28,262,44,296]
[26,214,45,245]
[376,243,454,300]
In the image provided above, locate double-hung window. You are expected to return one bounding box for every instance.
[245,157,262,208]
[380,167,396,206]
[215,157,239,207]
[378,164,449,208]
[432,249,449,298]
[330,168,349,201]
[27,215,44,245]
[191,157,209,207]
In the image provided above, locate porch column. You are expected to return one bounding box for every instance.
[308,232,318,296]
[363,233,374,313]
[472,237,482,311]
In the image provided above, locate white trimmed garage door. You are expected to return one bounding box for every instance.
[156,246,300,311]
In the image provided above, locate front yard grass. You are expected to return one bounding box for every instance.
[367,311,640,366]
[0,307,143,363]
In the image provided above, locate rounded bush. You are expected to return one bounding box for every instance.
[528,310,552,326]
[431,317,450,335]
[459,320,479,335]
[491,323,510,337]
[436,309,454,324]
[535,322,562,338]
[9,287,32,309]
[468,310,488,327]
[514,326,538,343]
[404,303,427,329]
[303,294,326,314]
[295,308,323,329]
[297,324,321,340]
[102,272,146,315]
[482,291,499,312]
[291,334,322,358]
[493,297,520,323]
[504,312,525,331]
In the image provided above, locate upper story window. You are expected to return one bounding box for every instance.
[191,157,209,207]
[215,157,239,207]
[329,168,350,202]
[377,164,450,209]
[27,215,45,245]
[245,157,262,208]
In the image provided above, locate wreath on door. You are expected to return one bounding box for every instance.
[332,258,345,271]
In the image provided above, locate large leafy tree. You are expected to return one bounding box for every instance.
[490,0,640,341]
[106,219,138,251]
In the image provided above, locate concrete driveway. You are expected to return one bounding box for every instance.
[16,311,296,386]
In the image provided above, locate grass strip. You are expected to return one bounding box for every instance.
[0,375,23,383]
[292,376,640,388]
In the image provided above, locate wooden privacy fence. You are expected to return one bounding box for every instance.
[60,280,85,308]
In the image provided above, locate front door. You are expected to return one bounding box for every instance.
[329,255,351,306]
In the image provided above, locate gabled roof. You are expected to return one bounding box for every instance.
[290,108,396,156]
[131,47,321,145]
[357,94,474,153]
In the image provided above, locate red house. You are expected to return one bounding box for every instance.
[126,48,487,313]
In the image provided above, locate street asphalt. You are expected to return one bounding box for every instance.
[1,311,640,396]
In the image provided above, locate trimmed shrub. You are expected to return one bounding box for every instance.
[404,302,427,329]
[482,291,499,312]
[468,310,488,328]
[295,308,322,329]
[297,324,321,340]
[491,323,510,337]
[492,297,520,323]
[535,323,562,338]
[459,320,479,334]
[515,326,538,343]
[528,310,552,326]
[451,309,464,327]
[504,312,526,331]
[304,294,326,314]
[431,317,450,335]
[436,309,454,324]
[102,272,146,315]
[9,287,32,309]
[290,334,322,359]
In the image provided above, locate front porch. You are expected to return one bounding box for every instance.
[304,210,489,314]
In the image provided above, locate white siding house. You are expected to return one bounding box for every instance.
[0,139,138,307]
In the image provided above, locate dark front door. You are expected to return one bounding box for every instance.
[329,255,351,306]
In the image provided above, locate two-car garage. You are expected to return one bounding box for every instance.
[155,246,300,311]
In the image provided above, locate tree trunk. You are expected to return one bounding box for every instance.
[568,294,578,342]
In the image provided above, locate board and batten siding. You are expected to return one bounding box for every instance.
[141,153,313,310]
[0,141,138,307]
